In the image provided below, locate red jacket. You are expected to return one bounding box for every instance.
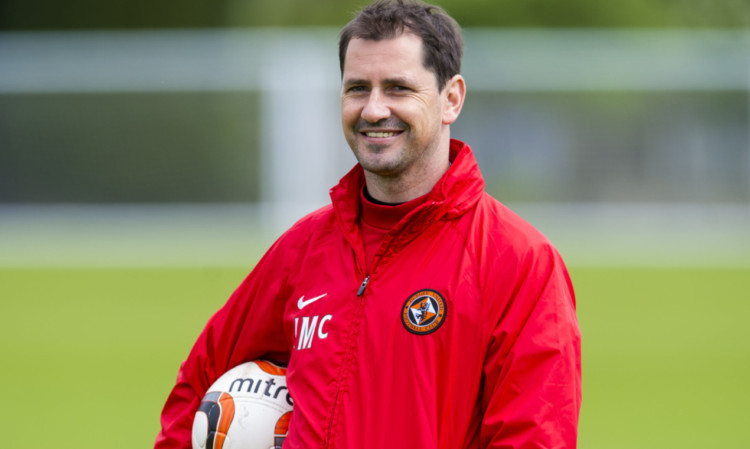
[156,140,581,449]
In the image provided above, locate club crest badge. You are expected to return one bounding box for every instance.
[401,289,447,335]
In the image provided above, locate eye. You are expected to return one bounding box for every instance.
[345,85,368,94]
[391,85,412,93]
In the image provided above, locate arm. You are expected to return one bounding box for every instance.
[155,239,293,449]
[481,244,582,449]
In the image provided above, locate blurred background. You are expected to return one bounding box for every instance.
[1,0,749,448]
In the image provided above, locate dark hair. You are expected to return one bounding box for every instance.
[339,0,463,91]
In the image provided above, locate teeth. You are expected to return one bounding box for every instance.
[365,131,396,138]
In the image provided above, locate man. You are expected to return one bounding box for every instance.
[156,1,581,448]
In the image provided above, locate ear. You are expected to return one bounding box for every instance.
[441,74,466,125]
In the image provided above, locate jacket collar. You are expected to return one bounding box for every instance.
[330,139,485,239]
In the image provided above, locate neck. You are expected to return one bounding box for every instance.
[363,163,447,203]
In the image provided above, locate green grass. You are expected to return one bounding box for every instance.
[1,266,748,448]
[0,268,248,449]
[573,267,750,449]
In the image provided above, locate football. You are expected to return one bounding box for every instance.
[191,360,293,449]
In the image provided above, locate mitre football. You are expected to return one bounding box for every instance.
[191,360,293,449]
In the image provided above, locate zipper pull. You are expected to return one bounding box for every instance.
[357,275,370,296]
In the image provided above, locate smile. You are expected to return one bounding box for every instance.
[362,131,402,138]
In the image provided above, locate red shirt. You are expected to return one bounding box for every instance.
[359,188,428,272]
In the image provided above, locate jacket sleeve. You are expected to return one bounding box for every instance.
[480,242,582,449]
[154,236,295,449]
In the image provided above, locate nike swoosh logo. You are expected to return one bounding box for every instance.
[297,293,327,310]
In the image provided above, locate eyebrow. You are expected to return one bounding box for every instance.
[342,76,416,88]
[342,78,370,88]
[384,76,416,87]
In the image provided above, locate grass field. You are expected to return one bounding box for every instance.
[1,265,748,448]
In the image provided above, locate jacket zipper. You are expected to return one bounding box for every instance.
[325,274,371,447]
[356,275,370,296]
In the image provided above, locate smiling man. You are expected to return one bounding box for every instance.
[156,1,581,448]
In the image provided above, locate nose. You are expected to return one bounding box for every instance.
[361,89,390,123]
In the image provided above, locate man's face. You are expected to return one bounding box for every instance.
[341,33,452,180]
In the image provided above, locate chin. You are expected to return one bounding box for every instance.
[358,157,404,177]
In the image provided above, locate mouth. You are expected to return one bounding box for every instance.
[362,131,402,138]
[355,119,407,143]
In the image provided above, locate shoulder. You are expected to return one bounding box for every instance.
[460,193,569,288]
[270,204,337,252]
[471,193,553,256]
[247,204,337,281]
[287,204,336,236]
[465,195,574,319]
